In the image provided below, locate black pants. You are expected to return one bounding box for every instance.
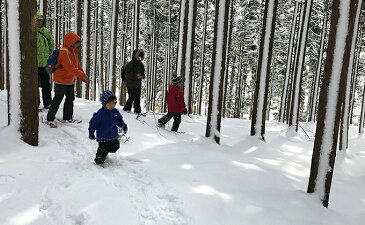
[124,87,141,113]
[47,84,75,121]
[158,112,182,132]
[96,139,120,158]
[38,67,52,107]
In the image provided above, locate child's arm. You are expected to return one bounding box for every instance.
[116,112,128,133]
[88,111,101,139]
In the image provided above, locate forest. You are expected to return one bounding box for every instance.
[0,0,364,213]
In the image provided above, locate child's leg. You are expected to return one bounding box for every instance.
[158,113,173,126]
[95,142,109,164]
[108,139,120,153]
[171,113,182,132]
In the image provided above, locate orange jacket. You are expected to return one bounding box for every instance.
[53,32,86,84]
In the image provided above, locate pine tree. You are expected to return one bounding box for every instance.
[307,0,358,208]
[250,0,278,139]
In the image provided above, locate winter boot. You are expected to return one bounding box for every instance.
[94,155,106,164]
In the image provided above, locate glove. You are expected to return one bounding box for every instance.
[80,77,89,83]
[122,125,128,134]
[119,125,128,134]
[89,133,96,140]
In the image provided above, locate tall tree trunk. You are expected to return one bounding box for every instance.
[289,0,313,131]
[119,0,128,105]
[339,0,362,150]
[82,0,91,99]
[250,0,278,139]
[108,0,119,93]
[132,0,140,51]
[307,0,358,208]
[75,0,83,97]
[8,0,39,145]
[308,10,328,122]
[279,1,299,122]
[183,0,197,114]
[222,0,235,118]
[205,0,231,144]
[197,0,208,116]
[0,0,4,90]
[359,84,365,133]
[176,0,189,93]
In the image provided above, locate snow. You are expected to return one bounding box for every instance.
[317,0,350,201]
[7,0,21,126]
[1,91,365,225]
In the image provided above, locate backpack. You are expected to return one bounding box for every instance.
[45,47,66,74]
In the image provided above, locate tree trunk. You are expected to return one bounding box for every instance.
[308,10,328,122]
[359,84,365,133]
[0,0,4,90]
[339,0,362,150]
[108,0,119,94]
[7,0,39,145]
[250,0,278,139]
[132,0,140,51]
[279,1,299,122]
[222,0,235,118]
[307,0,358,208]
[205,0,231,144]
[75,0,83,97]
[289,0,313,131]
[197,0,208,116]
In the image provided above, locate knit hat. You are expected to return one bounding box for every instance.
[172,76,183,85]
[101,90,117,106]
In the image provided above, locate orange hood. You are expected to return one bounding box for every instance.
[63,32,80,48]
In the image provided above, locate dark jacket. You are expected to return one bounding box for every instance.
[122,49,145,88]
[167,85,186,113]
[89,92,127,142]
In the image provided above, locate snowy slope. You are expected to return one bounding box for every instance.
[0,90,364,225]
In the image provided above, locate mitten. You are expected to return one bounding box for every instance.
[122,124,128,134]
[183,108,188,115]
[89,132,96,140]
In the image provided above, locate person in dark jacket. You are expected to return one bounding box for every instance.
[157,76,187,132]
[121,49,145,114]
[89,90,128,164]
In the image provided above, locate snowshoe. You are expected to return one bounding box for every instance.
[47,121,57,128]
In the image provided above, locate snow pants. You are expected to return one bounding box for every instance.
[96,139,120,158]
[38,67,52,108]
[47,84,75,121]
[124,87,141,113]
[158,112,182,132]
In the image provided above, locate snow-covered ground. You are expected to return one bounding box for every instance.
[0,90,364,225]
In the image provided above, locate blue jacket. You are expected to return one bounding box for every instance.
[89,107,127,142]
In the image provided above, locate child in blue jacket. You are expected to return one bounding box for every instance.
[89,90,128,164]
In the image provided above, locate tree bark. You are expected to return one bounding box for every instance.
[205,0,231,144]
[307,0,358,208]
[250,0,278,139]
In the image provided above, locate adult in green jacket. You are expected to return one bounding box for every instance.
[121,49,145,114]
[36,12,54,109]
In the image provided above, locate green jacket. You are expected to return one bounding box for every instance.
[124,49,145,88]
[36,13,54,67]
